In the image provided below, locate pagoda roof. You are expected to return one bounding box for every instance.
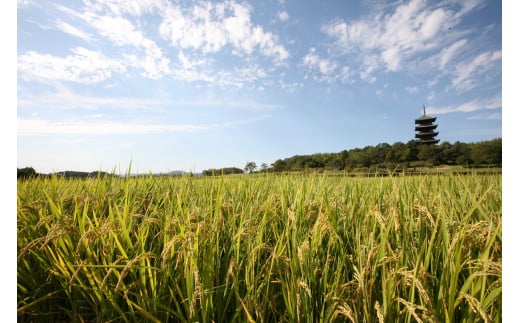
[417,138,440,144]
[415,106,437,123]
[415,124,438,130]
[415,114,437,122]
[415,131,439,139]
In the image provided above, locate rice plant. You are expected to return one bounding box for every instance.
[17,172,501,322]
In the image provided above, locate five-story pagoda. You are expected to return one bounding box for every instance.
[415,106,439,144]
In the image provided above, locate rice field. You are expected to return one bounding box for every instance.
[17,172,501,322]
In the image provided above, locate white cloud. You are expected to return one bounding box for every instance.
[53,3,88,21]
[452,50,501,92]
[82,13,145,47]
[468,112,501,120]
[405,86,419,94]
[303,48,336,74]
[319,0,481,79]
[18,118,207,136]
[53,3,171,79]
[173,61,268,88]
[302,48,352,83]
[428,95,501,114]
[18,86,282,112]
[381,47,400,72]
[359,54,378,82]
[123,51,171,80]
[83,0,164,17]
[438,39,468,69]
[18,90,169,111]
[171,49,270,87]
[173,69,214,83]
[50,1,287,84]
[177,51,207,70]
[80,11,171,78]
[18,0,34,8]
[456,0,485,17]
[159,1,288,62]
[17,114,271,136]
[55,20,93,41]
[209,115,271,128]
[278,11,289,22]
[18,47,126,84]
[221,65,267,87]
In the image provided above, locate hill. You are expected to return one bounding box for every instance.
[266,138,501,173]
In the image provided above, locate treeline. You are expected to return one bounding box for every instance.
[18,138,501,179]
[17,167,39,180]
[268,138,501,172]
[202,167,244,176]
[17,167,112,180]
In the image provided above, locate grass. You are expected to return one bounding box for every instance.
[17,172,501,322]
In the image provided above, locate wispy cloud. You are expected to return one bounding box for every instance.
[83,0,163,17]
[18,118,207,136]
[53,3,170,80]
[468,112,501,120]
[55,20,94,41]
[79,9,171,79]
[18,47,126,84]
[451,50,502,92]
[17,0,34,8]
[428,95,501,115]
[18,114,271,136]
[438,39,468,69]
[18,90,169,111]
[18,87,283,112]
[209,115,271,128]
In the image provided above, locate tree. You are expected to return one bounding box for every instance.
[202,167,243,176]
[418,144,434,164]
[271,159,287,172]
[260,163,268,172]
[470,138,501,165]
[244,161,257,174]
[18,167,37,180]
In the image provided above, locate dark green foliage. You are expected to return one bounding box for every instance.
[269,138,501,172]
[53,171,113,178]
[17,168,114,179]
[469,138,502,166]
[202,167,244,176]
[17,167,37,180]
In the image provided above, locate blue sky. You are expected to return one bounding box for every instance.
[17,0,502,174]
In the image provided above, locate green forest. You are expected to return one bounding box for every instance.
[267,138,501,173]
